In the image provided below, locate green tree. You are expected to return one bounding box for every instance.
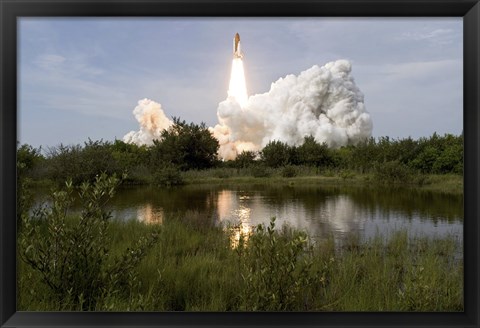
[260,140,292,168]
[45,144,84,184]
[17,143,44,175]
[110,139,149,171]
[233,151,257,168]
[410,145,440,173]
[45,140,121,185]
[150,118,219,171]
[433,143,463,174]
[349,137,378,173]
[297,136,332,167]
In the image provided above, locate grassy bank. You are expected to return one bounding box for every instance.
[181,167,463,194]
[18,215,463,312]
[30,170,463,195]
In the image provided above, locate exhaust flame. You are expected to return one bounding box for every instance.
[228,58,248,107]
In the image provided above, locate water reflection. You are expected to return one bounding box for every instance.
[32,184,463,243]
[211,186,462,243]
[137,203,164,224]
[229,221,252,248]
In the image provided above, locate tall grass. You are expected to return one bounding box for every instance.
[18,214,463,312]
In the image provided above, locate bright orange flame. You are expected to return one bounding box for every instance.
[228,58,248,107]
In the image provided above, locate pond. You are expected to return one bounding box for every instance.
[33,184,463,243]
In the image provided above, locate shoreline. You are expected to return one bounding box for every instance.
[182,173,464,195]
[29,173,464,195]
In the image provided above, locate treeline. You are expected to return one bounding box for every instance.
[17,118,463,186]
[253,133,463,176]
[17,118,219,186]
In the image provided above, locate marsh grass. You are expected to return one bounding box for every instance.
[18,214,463,312]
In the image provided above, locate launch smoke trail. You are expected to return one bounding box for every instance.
[211,59,373,160]
[123,35,372,159]
[123,98,173,146]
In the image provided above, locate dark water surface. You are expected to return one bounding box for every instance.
[33,184,463,243]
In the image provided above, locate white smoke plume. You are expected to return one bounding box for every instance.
[211,59,373,160]
[123,98,173,146]
[123,60,373,160]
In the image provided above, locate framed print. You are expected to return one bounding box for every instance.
[1,0,479,327]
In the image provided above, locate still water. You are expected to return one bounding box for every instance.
[35,184,463,243]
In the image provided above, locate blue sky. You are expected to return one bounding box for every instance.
[18,17,462,149]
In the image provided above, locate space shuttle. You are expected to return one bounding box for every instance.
[233,33,243,59]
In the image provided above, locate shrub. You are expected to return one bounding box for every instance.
[281,165,297,178]
[233,151,257,168]
[150,118,219,171]
[374,161,413,184]
[432,144,463,174]
[18,174,159,310]
[237,218,317,311]
[17,143,44,179]
[340,170,355,180]
[153,165,184,187]
[123,164,151,185]
[297,136,333,167]
[260,140,292,168]
[251,165,271,178]
[215,168,232,179]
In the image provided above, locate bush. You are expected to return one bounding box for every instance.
[150,118,219,171]
[17,143,44,179]
[215,168,232,179]
[123,164,151,185]
[18,174,159,310]
[260,140,292,168]
[153,165,184,187]
[251,165,271,178]
[44,140,121,185]
[340,170,355,180]
[432,144,463,174]
[233,151,257,168]
[281,165,297,178]
[374,161,413,184]
[297,136,333,167]
[236,218,317,311]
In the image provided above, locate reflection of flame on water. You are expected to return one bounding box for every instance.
[229,206,252,248]
[230,221,252,249]
[137,203,164,224]
[216,190,255,248]
[217,190,233,219]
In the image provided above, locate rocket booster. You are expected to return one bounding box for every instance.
[233,32,243,59]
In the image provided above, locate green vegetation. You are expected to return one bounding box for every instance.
[16,122,464,311]
[18,174,159,310]
[17,128,463,194]
[150,118,219,171]
[18,178,463,311]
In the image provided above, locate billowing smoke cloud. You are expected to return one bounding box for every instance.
[211,60,373,160]
[123,60,372,160]
[123,98,173,146]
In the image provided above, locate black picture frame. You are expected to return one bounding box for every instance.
[1,0,479,327]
